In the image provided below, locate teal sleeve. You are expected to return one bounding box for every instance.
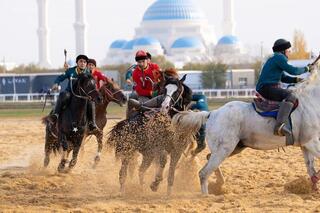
[54,69,71,84]
[125,70,132,80]
[276,55,306,75]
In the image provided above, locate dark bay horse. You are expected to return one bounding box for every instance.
[108,73,193,195]
[42,73,101,172]
[43,79,126,169]
[87,79,127,167]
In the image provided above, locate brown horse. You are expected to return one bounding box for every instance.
[88,79,127,167]
[43,79,126,169]
[108,73,193,195]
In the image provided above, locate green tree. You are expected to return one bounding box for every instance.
[202,62,227,89]
[151,55,174,70]
[182,62,205,70]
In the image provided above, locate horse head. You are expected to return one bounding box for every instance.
[71,73,101,104]
[160,74,192,115]
[100,79,127,106]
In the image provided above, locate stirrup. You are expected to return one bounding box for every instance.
[88,123,101,133]
[274,123,291,136]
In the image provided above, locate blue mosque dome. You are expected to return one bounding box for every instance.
[110,40,127,49]
[134,37,161,46]
[122,39,137,50]
[217,35,239,45]
[142,0,205,21]
[171,37,204,48]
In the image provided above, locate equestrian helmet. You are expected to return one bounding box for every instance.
[272,39,291,52]
[135,50,148,62]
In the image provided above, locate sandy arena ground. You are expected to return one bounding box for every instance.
[1,117,320,212]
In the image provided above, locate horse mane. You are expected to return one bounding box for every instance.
[293,67,319,96]
[163,67,179,78]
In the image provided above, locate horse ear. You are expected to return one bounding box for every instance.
[180,74,187,82]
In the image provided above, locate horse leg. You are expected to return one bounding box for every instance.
[128,152,139,179]
[69,142,81,170]
[199,142,236,195]
[150,151,167,192]
[214,166,225,187]
[57,135,68,172]
[139,153,154,190]
[167,150,183,196]
[93,132,103,168]
[58,150,67,173]
[44,137,52,168]
[119,156,130,194]
[301,146,318,190]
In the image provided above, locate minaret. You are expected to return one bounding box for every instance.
[37,0,51,68]
[222,0,235,35]
[74,0,87,55]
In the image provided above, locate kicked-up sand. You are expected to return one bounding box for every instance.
[1,117,320,212]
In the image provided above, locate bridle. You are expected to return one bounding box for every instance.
[70,76,97,101]
[102,82,124,104]
[165,83,184,109]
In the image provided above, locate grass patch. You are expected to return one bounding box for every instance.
[0,98,251,118]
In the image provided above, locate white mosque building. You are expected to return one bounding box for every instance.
[104,0,252,66]
[36,0,253,68]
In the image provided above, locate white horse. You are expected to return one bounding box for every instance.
[172,67,320,194]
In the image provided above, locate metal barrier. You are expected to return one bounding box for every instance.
[0,88,256,103]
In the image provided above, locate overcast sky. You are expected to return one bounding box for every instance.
[1,0,319,68]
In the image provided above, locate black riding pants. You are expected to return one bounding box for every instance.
[257,84,292,102]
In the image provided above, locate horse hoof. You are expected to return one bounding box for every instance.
[57,165,65,173]
[150,182,159,192]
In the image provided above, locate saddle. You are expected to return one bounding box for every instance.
[252,93,280,118]
[252,93,298,146]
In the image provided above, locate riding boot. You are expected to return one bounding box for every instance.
[274,101,294,136]
[141,95,164,110]
[128,95,164,112]
[47,92,69,124]
[192,124,206,156]
[128,99,142,110]
[87,101,101,133]
[126,98,141,119]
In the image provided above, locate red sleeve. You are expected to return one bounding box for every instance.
[97,72,108,82]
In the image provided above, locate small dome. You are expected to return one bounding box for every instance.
[217,35,239,45]
[134,37,161,46]
[122,39,136,50]
[109,40,127,49]
[171,37,204,48]
[143,0,205,21]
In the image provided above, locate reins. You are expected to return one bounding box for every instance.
[70,77,96,101]
[102,85,124,103]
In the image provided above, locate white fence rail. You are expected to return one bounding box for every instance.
[0,89,256,103]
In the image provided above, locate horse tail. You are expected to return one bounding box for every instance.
[172,111,212,134]
[41,116,48,125]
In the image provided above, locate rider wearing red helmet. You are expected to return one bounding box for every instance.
[126,50,161,118]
